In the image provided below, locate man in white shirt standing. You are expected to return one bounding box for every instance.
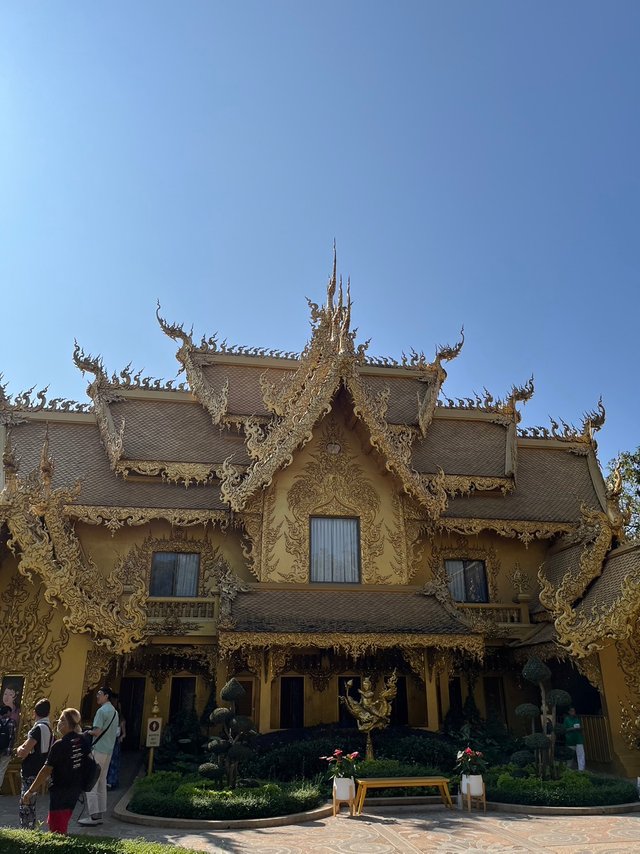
[78,686,119,826]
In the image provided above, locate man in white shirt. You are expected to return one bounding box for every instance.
[78,686,119,827]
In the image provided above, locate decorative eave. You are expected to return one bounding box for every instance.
[114,459,217,487]
[66,504,233,535]
[437,517,575,546]
[217,630,484,661]
[0,437,149,654]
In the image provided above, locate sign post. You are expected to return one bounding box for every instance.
[146,696,162,776]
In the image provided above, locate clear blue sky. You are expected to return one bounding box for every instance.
[1,2,638,468]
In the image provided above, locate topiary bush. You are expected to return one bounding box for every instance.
[204,678,258,788]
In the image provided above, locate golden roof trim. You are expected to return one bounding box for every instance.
[438,517,574,544]
[115,460,217,487]
[67,504,231,534]
[218,630,484,660]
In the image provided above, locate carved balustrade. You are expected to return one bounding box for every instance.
[146,597,216,620]
[458,602,527,624]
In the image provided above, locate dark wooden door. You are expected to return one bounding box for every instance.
[119,677,146,750]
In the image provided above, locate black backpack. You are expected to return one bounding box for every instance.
[81,752,101,792]
[0,718,11,751]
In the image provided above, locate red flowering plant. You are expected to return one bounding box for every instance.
[320,748,360,779]
[454,746,488,776]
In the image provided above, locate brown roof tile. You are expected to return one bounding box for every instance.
[10,421,227,510]
[360,375,429,424]
[412,419,506,476]
[577,545,640,619]
[229,588,469,634]
[445,447,600,522]
[109,399,250,464]
[201,364,294,417]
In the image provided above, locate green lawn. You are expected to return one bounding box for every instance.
[0,829,205,854]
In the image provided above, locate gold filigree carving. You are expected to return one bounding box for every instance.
[268,648,291,680]
[439,517,574,545]
[283,422,386,584]
[240,512,263,581]
[128,644,218,690]
[574,654,603,692]
[0,575,70,739]
[66,505,231,534]
[81,649,116,696]
[508,562,532,595]
[115,460,216,487]
[0,380,92,416]
[518,398,606,446]
[72,342,125,469]
[1,462,148,654]
[216,254,449,518]
[425,474,514,497]
[218,631,484,661]
[402,648,426,684]
[156,302,229,425]
[539,563,640,659]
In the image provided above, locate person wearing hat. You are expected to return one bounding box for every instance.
[77,686,119,826]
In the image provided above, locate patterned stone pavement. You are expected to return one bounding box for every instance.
[2,793,640,853]
[1,756,639,853]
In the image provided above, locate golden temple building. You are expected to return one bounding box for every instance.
[1,255,639,775]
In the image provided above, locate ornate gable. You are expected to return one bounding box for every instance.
[210,252,464,517]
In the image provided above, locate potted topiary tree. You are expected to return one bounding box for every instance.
[202,678,258,788]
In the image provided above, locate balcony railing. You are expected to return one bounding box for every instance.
[458,603,526,624]
[146,597,216,620]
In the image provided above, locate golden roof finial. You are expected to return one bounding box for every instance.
[326,243,337,318]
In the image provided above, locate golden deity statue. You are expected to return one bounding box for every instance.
[340,670,398,760]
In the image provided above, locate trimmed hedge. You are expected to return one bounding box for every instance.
[0,831,204,854]
[129,772,323,820]
[356,758,448,797]
[242,727,455,782]
[485,767,639,807]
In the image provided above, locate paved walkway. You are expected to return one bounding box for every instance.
[1,757,639,853]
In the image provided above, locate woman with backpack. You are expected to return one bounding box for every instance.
[16,698,53,829]
[20,708,91,835]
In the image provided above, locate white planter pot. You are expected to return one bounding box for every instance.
[461,774,484,797]
[333,776,355,801]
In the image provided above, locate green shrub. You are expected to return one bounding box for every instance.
[486,768,638,806]
[129,776,323,820]
[356,758,446,797]
[197,762,224,782]
[0,830,204,853]
[375,732,456,770]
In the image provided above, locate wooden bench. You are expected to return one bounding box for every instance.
[354,776,454,815]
